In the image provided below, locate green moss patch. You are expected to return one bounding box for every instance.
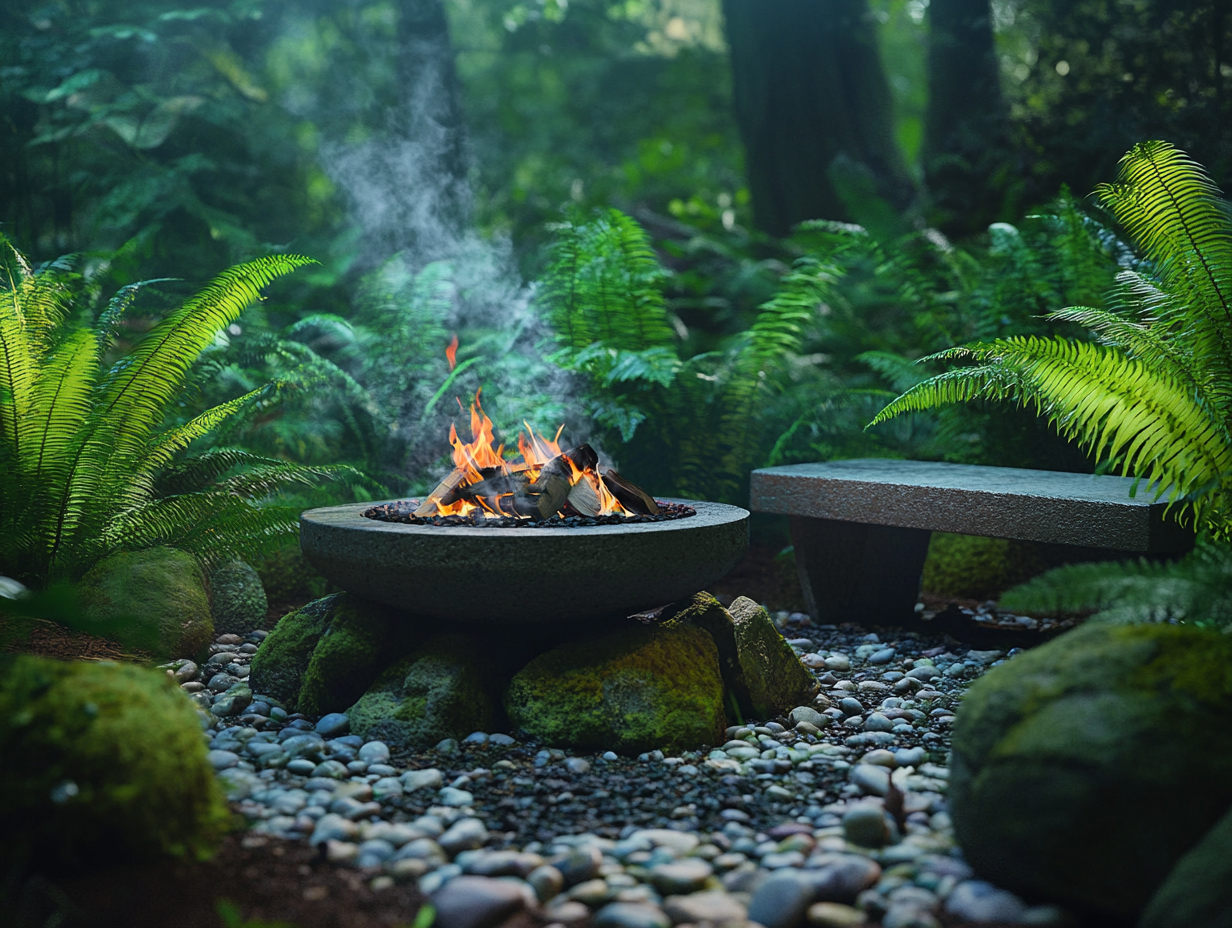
[0,656,230,869]
[347,634,502,749]
[505,623,726,754]
[77,546,213,660]
[950,623,1232,922]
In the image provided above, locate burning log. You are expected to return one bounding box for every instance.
[601,467,660,515]
[415,468,466,516]
[567,475,602,517]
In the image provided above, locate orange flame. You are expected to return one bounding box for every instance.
[428,389,635,519]
[445,334,459,371]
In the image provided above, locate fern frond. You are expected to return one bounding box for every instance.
[140,383,278,474]
[540,209,674,352]
[93,255,316,458]
[999,543,1232,630]
[1097,141,1232,403]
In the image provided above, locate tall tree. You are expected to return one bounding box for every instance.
[722,0,914,236]
[923,0,1013,232]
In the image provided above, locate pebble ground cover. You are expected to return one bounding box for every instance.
[173,612,1068,928]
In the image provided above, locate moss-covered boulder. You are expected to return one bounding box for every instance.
[78,547,213,660]
[207,560,267,636]
[1139,804,1232,928]
[728,596,819,720]
[347,633,502,749]
[0,656,230,868]
[664,592,755,718]
[247,592,423,714]
[950,623,1232,923]
[505,622,726,754]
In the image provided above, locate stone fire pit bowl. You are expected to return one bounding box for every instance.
[299,499,749,625]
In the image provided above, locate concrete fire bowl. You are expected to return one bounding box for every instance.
[299,499,749,625]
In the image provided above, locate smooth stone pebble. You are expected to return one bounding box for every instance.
[842,805,892,848]
[174,661,198,683]
[850,764,890,796]
[632,829,700,855]
[556,846,602,886]
[315,713,350,737]
[789,706,828,728]
[310,813,359,845]
[567,878,611,906]
[825,655,851,672]
[463,732,489,745]
[868,648,896,665]
[839,698,863,716]
[860,750,897,768]
[748,870,816,928]
[546,900,591,922]
[811,856,882,904]
[944,881,1029,923]
[862,713,895,732]
[894,747,927,766]
[430,875,526,928]
[488,733,516,746]
[647,858,713,895]
[440,787,474,807]
[358,741,391,764]
[663,890,747,923]
[565,757,591,775]
[807,902,867,927]
[439,818,489,855]
[593,902,672,928]
[402,768,444,792]
[206,750,239,770]
[528,864,565,902]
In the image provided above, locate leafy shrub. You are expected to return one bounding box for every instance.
[0,240,345,587]
[872,141,1232,628]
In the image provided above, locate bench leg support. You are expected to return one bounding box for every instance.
[790,517,932,626]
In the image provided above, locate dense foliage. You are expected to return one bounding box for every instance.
[874,141,1232,629]
[0,242,343,587]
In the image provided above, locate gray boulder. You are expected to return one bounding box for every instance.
[207,559,267,635]
[77,546,212,659]
[1139,804,1232,928]
[504,622,726,754]
[950,622,1232,923]
[247,592,424,713]
[728,596,819,719]
[347,633,502,749]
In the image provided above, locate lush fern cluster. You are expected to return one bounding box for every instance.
[0,241,346,587]
[540,208,830,501]
[872,141,1232,629]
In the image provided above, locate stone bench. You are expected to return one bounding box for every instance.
[749,459,1194,625]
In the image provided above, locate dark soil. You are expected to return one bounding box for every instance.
[8,833,545,928]
[1,616,150,663]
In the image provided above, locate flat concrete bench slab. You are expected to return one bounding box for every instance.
[749,459,1193,625]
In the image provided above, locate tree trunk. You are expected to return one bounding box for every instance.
[923,0,1011,232]
[722,0,914,236]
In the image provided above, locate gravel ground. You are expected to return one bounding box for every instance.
[170,610,1073,928]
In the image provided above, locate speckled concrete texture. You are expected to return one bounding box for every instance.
[750,459,1193,553]
[299,499,749,624]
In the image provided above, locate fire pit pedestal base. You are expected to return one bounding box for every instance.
[299,499,749,624]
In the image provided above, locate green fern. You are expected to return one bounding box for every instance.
[0,239,351,587]
[999,542,1232,631]
[871,142,1232,539]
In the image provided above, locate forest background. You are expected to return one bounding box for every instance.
[3,0,1230,589]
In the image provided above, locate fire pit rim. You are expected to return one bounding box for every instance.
[299,497,750,624]
[315,497,727,537]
